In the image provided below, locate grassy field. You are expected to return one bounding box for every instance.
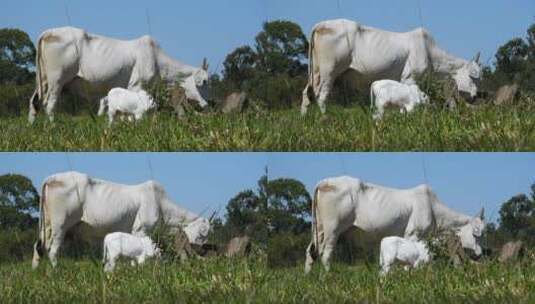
[0,102,534,151]
[2,255,534,303]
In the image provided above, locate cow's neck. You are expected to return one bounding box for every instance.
[160,197,200,227]
[432,201,472,230]
[156,51,196,82]
[429,46,468,76]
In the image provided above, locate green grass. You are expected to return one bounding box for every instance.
[2,256,534,303]
[1,102,534,151]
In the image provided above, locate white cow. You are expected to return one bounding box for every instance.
[32,171,213,269]
[379,236,430,275]
[301,19,481,115]
[370,80,429,120]
[28,26,209,123]
[97,88,156,125]
[103,232,161,272]
[183,217,212,245]
[304,176,485,273]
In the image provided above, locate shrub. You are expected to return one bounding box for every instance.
[0,229,36,263]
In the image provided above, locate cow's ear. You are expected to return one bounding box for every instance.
[202,58,209,71]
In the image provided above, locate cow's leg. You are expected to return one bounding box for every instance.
[320,233,338,272]
[104,255,116,272]
[304,241,316,274]
[108,110,115,126]
[28,89,39,124]
[47,230,66,267]
[316,77,334,115]
[44,84,63,122]
[136,255,146,265]
[373,103,384,121]
[301,84,312,116]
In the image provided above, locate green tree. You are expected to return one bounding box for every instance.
[254,20,308,76]
[266,178,311,234]
[224,173,311,244]
[494,37,529,82]
[498,183,535,244]
[0,174,39,230]
[220,20,309,108]
[0,28,35,85]
[222,46,257,89]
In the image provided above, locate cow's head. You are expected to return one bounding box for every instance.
[456,208,486,257]
[184,217,212,245]
[453,52,482,100]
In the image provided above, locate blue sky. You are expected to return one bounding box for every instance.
[1,153,533,224]
[1,0,533,73]
[268,153,535,223]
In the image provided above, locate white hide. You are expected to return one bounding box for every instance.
[28,26,208,123]
[103,232,161,272]
[379,236,430,275]
[304,176,485,273]
[32,171,211,269]
[370,80,429,120]
[183,217,211,245]
[98,88,156,125]
[301,19,481,115]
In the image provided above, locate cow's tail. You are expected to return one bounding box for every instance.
[32,182,48,269]
[311,186,321,257]
[36,33,47,105]
[28,34,46,123]
[305,26,318,101]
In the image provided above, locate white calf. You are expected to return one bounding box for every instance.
[98,88,156,125]
[379,236,430,275]
[370,80,429,120]
[103,232,161,272]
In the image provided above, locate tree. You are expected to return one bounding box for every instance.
[224,173,311,244]
[266,178,311,234]
[498,183,535,243]
[494,38,529,82]
[254,20,308,76]
[222,46,257,89]
[219,20,309,108]
[0,174,39,230]
[0,28,35,85]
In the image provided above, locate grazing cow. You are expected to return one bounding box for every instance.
[301,19,481,115]
[379,236,430,275]
[305,176,485,273]
[183,217,212,245]
[370,80,429,120]
[98,88,156,125]
[103,232,161,272]
[28,26,209,123]
[32,171,214,269]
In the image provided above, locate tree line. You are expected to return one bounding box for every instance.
[1,20,535,116]
[1,172,534,266]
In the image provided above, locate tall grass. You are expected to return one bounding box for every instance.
[0,101,533,151]
[2,255,534,303]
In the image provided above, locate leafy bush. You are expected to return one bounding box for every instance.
[0,229,36,263]
[267,232,309,268]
